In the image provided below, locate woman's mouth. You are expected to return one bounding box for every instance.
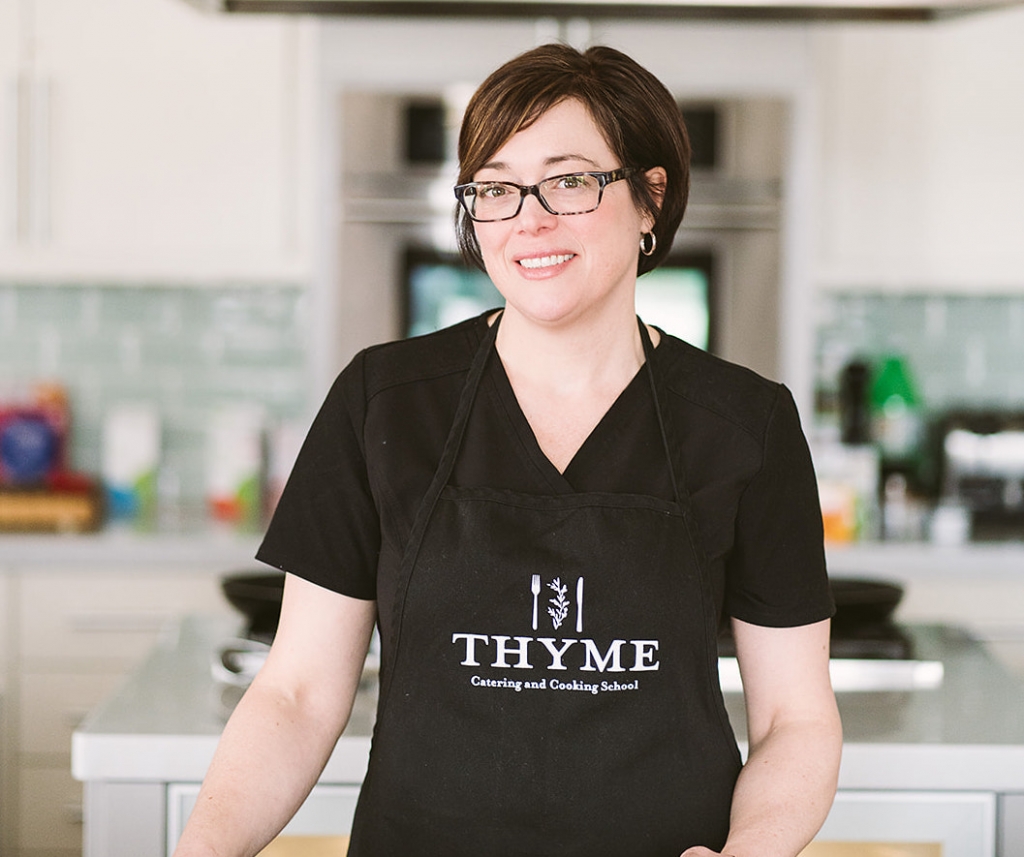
[517,253,575,270]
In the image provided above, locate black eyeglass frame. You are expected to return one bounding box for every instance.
[454,167,638,223]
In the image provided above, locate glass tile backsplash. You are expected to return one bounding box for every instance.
[0,283,311,509]
[815,291,1024,420]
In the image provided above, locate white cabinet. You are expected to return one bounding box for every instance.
[167,782,360,853]
[1,0,24,258]
[1,565,234,857]
[0,0,316,284]
[813,9,1024,292]
[813,791,996,856]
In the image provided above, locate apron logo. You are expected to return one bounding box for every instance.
[450,574,658,687]
[535,575,581,631]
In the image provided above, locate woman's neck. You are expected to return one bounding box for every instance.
[491,305,659,473]
[494,306,647,398]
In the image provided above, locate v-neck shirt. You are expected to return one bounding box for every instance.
[258,311,833,629]
[473,347,671,496]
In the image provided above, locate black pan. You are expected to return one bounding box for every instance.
[221,570,285,641]
[829,577,904,629]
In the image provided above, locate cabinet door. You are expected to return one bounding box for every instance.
[813,19,1024,292]
[17,568,231,668]
[813,27,932,289]
[3,0,310,283]
[1,0,22,258]
[168,782,361,854]
[813,790,996,856]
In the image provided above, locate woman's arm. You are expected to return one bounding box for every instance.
[173,573,377,857]
[684,618,842,857]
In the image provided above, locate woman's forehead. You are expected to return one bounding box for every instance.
[479,100,614,173]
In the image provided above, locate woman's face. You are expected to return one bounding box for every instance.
[471,99,657,331]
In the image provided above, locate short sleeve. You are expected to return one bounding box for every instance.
[724,385,834,627]
[256,353,379,600]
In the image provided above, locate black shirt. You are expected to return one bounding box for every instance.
[258,312,833,628]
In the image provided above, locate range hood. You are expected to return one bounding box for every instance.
[186,0,1020,23]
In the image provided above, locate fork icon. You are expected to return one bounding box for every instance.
[531,574,541,630]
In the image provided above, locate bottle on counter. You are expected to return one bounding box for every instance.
[839,359,873,446]
[870,355,925,474]
[206,403,266,532]
[101,403,161,525]
[870,355,931,540]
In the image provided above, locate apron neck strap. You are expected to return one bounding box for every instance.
[638,319,686,507]
[431,312,500,491]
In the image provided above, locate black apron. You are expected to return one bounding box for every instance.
[348,318,742,857]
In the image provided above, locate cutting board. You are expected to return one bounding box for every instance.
[258,836,349,857]
[801,844,940,856]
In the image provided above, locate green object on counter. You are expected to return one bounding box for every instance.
[869,355,923,461]
[871,355,920,409]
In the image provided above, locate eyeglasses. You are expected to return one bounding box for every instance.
[454,167,637,223]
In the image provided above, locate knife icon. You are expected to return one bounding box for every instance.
[576,577,584,633]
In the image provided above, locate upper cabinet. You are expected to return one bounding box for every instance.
[0,0,316,284]
[813,8,1024,292]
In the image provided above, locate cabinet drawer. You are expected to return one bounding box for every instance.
[19,764,84,851]
[19,671,124,756]
[168,783,361,853]
[18,571,231,664]
[815,791,996,856]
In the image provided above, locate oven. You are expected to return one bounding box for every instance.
[330,88,787,384]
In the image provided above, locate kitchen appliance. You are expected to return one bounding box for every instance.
[403,246,716,351]
[935,410,1024,540]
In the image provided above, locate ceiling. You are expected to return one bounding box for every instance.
[185,0,1022,23]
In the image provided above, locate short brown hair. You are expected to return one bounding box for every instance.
[456,43,691,276]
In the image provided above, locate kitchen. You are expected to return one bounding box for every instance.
[2,0,1024,854]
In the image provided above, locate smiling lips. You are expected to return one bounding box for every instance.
[518,253,575,270]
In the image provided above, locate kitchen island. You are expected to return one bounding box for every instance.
[73,615,1024,856]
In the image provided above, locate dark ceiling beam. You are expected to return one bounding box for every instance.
[217,0,1021,22]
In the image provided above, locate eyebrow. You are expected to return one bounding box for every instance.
[478,153,602,174]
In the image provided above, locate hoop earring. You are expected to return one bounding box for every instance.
[640,231,657,257]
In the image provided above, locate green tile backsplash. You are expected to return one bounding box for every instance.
[816,292,1024,417]
[0,283,311,507]
[9,284,1022,515]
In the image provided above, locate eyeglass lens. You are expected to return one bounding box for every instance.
[466,173,605,222]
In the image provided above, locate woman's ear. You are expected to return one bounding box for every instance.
[644,166,668,224]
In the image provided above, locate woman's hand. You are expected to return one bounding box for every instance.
[681,848,734,856]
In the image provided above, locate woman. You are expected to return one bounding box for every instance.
[174,44,841,857]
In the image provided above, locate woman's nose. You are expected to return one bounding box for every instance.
[517,191,557,230]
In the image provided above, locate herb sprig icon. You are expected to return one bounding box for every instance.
[548,577,570,629]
